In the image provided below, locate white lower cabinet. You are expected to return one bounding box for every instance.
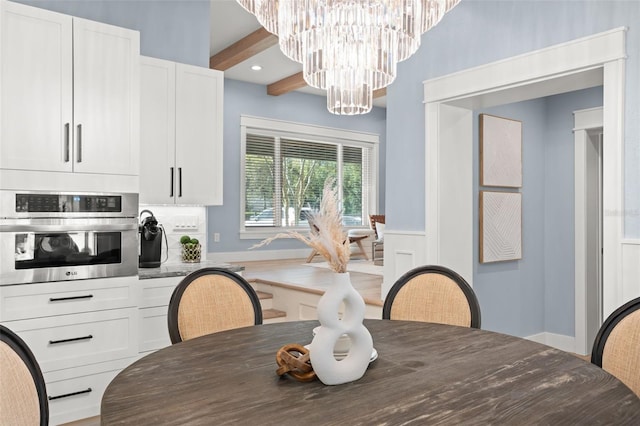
[139,305,171,353]
[45,357,138,425]
[0,279,136,321]
[138,276,181,354]
[7,308,138,373]
[139,276,181,309]
[0,277,139,424]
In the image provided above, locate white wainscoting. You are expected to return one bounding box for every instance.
[381,230,428,300]
[622,239,640,302]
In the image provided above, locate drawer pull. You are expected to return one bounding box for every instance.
[49,294,94,302]
[49,335,93,345]
[48,388,92,401]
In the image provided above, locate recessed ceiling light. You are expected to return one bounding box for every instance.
[251,65,262,71]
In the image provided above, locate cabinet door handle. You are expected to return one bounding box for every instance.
[76,124,82,163]
[178,167,183,197]
[49,335,93,345]
[170,167,174,197]
[49,294,93,302]
[64,123,70,162]
[48,388,92,401]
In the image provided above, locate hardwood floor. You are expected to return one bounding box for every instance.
[61,416,100,426]
[571,353,592,362]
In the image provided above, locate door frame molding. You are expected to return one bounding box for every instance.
[574,107,603,355]
[422,28,626,330]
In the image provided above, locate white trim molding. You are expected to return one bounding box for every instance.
[621,240,640,302]
[423,28,627,346]
[573,107,605,131]
[240,115,380,144]
[423,27,626,103]
[382,230,427,300]
[573,107,602,356]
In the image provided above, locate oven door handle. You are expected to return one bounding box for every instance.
[0,223,137,232]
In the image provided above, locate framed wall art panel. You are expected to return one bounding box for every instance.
[480,114,522,188]
[480,191,522,263]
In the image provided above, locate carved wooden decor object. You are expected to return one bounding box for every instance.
[275,343,317,382]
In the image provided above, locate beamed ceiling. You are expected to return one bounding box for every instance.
[209,0,387,108]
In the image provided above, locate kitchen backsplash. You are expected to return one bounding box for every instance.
[139,205,207,264]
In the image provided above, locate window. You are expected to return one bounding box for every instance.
[241,116,378,238]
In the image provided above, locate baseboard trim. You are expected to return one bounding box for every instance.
[525,332,577,354]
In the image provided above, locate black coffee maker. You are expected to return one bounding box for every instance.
[139,209,163,268]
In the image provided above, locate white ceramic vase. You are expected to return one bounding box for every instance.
[309,272,374,385]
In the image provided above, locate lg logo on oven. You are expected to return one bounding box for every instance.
[65,271,78,277]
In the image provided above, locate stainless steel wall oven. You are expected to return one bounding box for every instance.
[0,191,138,285]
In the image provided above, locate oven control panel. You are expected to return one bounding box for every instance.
[15,194,122,213]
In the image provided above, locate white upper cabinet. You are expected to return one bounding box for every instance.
[0,1,139,176]
[140,56,176,203]
[0,2,73,172]
[71,18,139,175]
[140,56,223,205]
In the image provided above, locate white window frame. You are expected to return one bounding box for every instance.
[239,115,379,240]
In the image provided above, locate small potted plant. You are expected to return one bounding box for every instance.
[180,235,201,263]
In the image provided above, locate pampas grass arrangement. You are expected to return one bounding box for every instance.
[251,179,351,273]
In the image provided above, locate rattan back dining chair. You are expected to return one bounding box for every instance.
[0,325,49,426]
[591,296,640,397]
[383,265,481,329]
[167,267,263,344]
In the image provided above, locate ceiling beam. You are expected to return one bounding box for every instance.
[267,72,307,96]
[209,27,278,71]
[373,88,387,98]
[211,28,389,99]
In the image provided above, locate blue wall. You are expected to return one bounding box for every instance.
[473,98,547,337]
[14,0,210,67]
[386,0,639,237]
[472,87,603,337]
[208,79,387,253]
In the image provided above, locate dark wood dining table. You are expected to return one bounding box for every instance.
[101,320,640,425]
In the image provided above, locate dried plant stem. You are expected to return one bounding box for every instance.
[250,179,350,273]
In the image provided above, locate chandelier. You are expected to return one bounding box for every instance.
[237,0,460,115]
